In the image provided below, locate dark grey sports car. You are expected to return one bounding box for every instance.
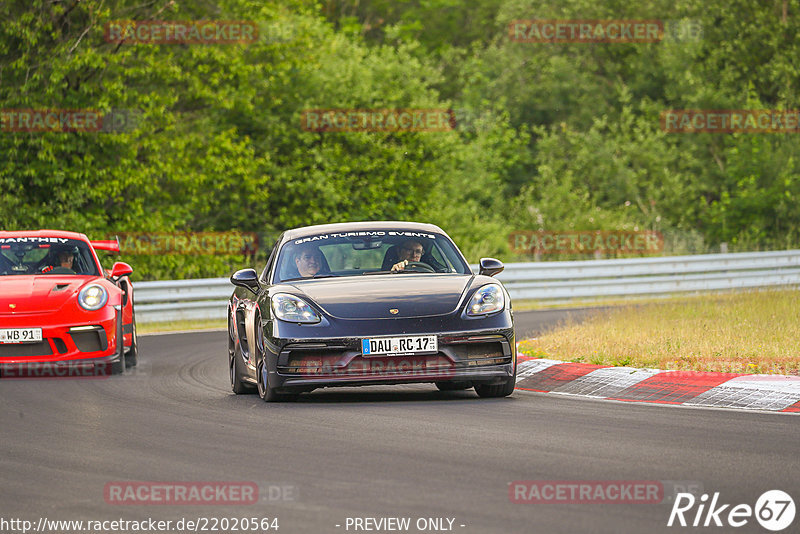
[228,221,515,401]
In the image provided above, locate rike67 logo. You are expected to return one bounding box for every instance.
[668,490,795,531]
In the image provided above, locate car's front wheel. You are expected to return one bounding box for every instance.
[254,319,297,402]
[256,356,297,402]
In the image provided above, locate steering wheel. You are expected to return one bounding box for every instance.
[402,261,435,273]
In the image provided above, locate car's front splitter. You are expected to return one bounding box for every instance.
[274,362,515,390]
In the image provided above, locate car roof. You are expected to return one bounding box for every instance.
[0,230,90,242]
[281,221,446,241]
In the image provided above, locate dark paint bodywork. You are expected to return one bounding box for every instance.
[228,222,515,396]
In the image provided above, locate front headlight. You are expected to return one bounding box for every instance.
[78,284,108,311]
[271,293,321,323]
[466,284,505,316]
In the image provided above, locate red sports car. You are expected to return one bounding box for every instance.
[0,230,137,376]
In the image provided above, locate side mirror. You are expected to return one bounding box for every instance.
[110,261,133,278]
[478,257,504,277]
[231,268,260,293]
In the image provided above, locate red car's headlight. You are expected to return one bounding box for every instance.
[78,284,108,311]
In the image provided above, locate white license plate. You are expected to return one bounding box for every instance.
[0,328,43,344]
[361,335,437,356]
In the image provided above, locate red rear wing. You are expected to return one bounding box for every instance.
[91,238,120,253]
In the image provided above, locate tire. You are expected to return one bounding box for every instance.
[256,357,285,402]
[253,315,298,402]
[230,345,256,395]
[435,381,472,391]
[110,312,126,375]
[125,312,138,368]
[229,316,256,394]
[256,353,297,402]
[474,368,516,398]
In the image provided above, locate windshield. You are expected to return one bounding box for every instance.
[273,230,471,283]
[0,237,100,276]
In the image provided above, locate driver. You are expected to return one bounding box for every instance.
[294,245,324,278]
[391,240,425,272]
[43,250,76,274]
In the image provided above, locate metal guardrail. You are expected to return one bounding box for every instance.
[134,250,800,322]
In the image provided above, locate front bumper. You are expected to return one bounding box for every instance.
[0,307,121,365]
[265,328,516,391]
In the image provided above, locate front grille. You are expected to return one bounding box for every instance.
[440,341,510,367]
[448,342,505,360]
[281,354,456,376]
[280,350,350,375]
[0,341,53,357]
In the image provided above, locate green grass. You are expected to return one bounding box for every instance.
[518,288,800,375]
[138,319,226,334]
[512,291,745,311]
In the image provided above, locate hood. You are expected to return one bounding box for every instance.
[284,274,473,319]
[0,275,93,315]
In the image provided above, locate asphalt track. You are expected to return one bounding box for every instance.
[1,309,798,534]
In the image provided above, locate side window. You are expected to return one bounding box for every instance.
[260,240,280,283]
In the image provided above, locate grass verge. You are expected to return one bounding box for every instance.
[518,289,800,375]
[138,319,226,335]
[512,291,746,311]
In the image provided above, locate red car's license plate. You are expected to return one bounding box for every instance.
[0,328,43,344]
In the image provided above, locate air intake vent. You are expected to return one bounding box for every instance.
[71,330,108,353]
[0,342,53,357]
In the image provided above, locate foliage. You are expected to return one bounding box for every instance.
[1,0,798,279]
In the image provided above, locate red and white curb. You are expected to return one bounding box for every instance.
[515,358,800,413]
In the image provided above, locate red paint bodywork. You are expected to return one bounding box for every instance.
[0,230,134,365]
